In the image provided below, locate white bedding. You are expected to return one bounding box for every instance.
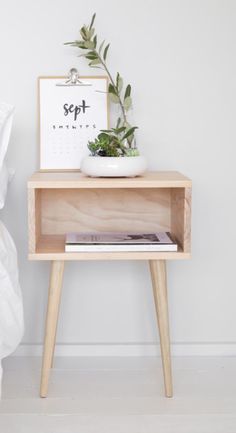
[0,221,24,396]
[0,102,14,209]
[0,102,24,397]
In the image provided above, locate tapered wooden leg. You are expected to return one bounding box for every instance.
[50,334,57,368]
[40,260,65,398]
[149,260,173,397]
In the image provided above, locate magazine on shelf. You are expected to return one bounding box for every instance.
[65,232,178,252]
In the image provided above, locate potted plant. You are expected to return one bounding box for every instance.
[65,13,147,177]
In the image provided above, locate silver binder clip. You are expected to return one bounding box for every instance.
[56,68,92,86]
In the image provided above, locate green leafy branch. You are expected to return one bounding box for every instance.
[65,13,137,153]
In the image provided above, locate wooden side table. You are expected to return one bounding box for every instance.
[28,171,192,398]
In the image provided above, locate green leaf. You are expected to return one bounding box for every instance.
[65,40,88,48]
[108,83,117,95]
[84,40,95,49]
[100,129,113,133]
[88,28,95,39]
[116,117,122,128]
[75,41,87,49]
[99,40,105,54]
[80,26,88,40]
[116,72,120,87]
[122,126,138,141]
[86,54,98,60]
[85,51,98,60]
[125,148,140,157]
[113,126,126,134]
[103,43,110,61]
[109,93,120,103]
[89,58,101,65]
[87,50,97,56]
[89,13,96,30]
[124,84,131,99]
[93,35,97,48]
[118,76,123,92]
[123,96,132,111]
[76,41,87,48]
[98,132,110,140]
[116,73,123,92]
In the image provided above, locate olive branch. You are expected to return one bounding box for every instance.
[65,13,139,157]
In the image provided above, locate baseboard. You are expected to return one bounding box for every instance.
[12,342,236,357]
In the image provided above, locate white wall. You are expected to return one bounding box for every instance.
[1,0,236,356]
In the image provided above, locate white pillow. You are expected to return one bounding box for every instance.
[0,103,14,209]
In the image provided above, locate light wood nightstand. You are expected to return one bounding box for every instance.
[28,171,192,398]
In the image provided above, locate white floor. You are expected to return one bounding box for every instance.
[0,356,236,433]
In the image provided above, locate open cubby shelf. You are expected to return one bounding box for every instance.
[28,171,191,261]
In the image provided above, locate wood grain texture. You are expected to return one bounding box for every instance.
[41,188,171,235]
[171,187,192,253]
[28,171,192,189]
[149,260,173,397]
[27,171,192,398]
[29,234,190,260]
[28,188,41,253]
[40,260,65,398]
[27,171,192,261]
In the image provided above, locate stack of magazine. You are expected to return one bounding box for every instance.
[65,232,178,252]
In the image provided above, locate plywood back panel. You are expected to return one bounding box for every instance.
[41,188,171,235]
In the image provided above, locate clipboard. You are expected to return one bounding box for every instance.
[38,70,109,171]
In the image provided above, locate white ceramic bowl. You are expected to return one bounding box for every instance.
[81,156,148,177]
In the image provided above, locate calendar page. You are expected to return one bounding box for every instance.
[39,77,108,170]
